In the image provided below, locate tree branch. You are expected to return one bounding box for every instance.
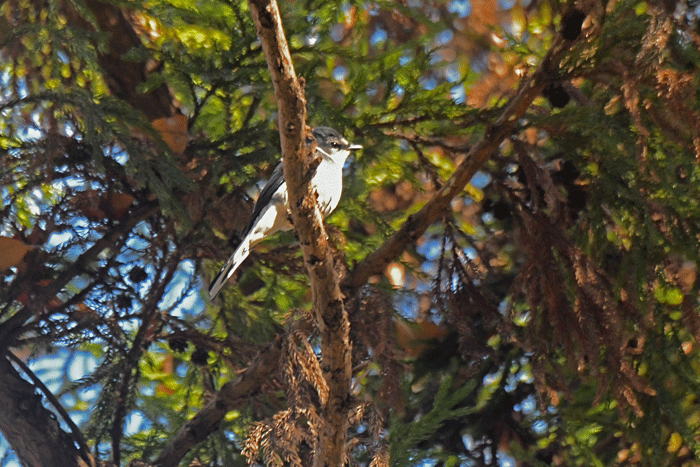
[6,352,93,467]
[152,334,285,467]
[0,355,93,467]
[341,38,567,293]
[0,203,160,349]
[63,0,179,121]
[111,248,182,467]
[247,1,352,466]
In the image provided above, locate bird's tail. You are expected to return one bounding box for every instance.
[208,240,250,300]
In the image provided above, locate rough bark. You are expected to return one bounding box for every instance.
[0,1,578,464]
[0,2,179,466]
[155,15,577,467]
[246,1,352,466]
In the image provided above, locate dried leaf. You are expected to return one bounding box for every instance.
[72,190,135,221]
[0,236,35,272]
[151,114,189,154]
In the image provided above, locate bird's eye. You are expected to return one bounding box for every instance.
[331,142,341,149]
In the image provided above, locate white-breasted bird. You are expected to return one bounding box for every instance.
[208,127,362,300]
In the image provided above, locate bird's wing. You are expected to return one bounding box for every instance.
[210,163,286,300]
[241,162,286,238]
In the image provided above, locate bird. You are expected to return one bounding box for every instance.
[208,126,362,300]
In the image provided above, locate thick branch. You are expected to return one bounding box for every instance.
[6,352,92,466]
[0,355,93,467]
[63,0,178,121]
[156,18,570,467]
[341,38,567,293]
[247,1,352,466]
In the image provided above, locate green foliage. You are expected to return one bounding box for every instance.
[390,376,477,467]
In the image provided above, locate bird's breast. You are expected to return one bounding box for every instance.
[311,159,344,217]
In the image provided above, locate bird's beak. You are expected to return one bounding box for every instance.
[348,144,362,150]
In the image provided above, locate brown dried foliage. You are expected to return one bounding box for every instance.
[242,312,390,466]
[505,148,656,416]
[433,222,504,367]
[614,6,700,163]
[347,287,403,411]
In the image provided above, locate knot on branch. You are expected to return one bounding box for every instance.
[284,121,296,137]
[257,4,274,29]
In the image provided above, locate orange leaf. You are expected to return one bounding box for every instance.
[0,237,35,272]
[72,190,104,220]
[72,302,98,324]
[151,114,189,154]
[17,279,59,309]
[73,190,135,221]
[162,353,174,374]
[101,192,135,221]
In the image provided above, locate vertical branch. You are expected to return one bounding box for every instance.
[246,1,352,466]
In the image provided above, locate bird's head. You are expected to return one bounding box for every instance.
[312,126,362,164]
